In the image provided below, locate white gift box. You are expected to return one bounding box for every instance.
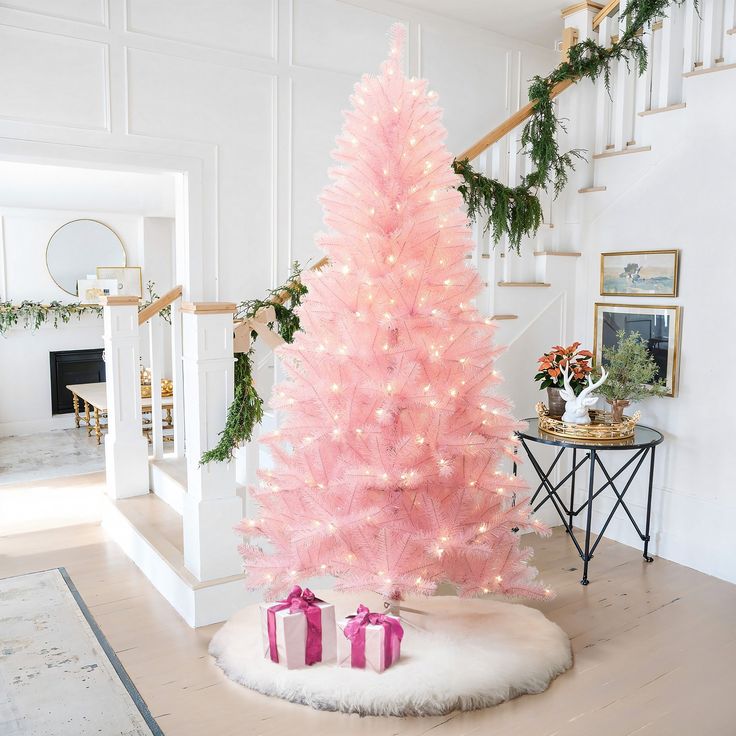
[259,600,336,669]
[337,614,402,673]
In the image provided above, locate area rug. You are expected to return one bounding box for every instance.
[0,568,162,736]
[209,592,572,716]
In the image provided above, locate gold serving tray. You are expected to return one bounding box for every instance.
[536,402,640,441]
[141,378,174,399]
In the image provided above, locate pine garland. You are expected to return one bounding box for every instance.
[0,280,172,335]
[200,263,309,464]
[0,300,103,334]
[453,0,690,252]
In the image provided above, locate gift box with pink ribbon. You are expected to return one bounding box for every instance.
[259,585,336,669]
[337,604,404,673]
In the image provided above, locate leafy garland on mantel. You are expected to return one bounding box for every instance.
[200,263,308,465]
[0,281,169,335]
[453,0,690,252]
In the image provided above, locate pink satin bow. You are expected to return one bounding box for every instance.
[343,604,404,669]
[267,585,324,665]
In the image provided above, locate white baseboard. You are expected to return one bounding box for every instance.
[0,414,78,437]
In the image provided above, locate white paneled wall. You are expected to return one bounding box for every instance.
[0,0,557,306]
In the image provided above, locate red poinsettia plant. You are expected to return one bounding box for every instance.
[535,341,594,395]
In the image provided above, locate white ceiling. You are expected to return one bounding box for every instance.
[396,0,564,49]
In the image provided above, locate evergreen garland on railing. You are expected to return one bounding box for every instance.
[453,0,689,252]
[200,263,308,465]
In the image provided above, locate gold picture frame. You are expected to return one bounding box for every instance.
[600,249,679,297]
[96,266,143,299]
[593,302,682,397]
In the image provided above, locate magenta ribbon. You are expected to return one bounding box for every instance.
[267,585,324,666]
[343,604,404,670]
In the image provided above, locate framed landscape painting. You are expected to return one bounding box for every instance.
[593,303,682,397]
[600,249,679,297]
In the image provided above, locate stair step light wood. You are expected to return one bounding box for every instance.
[490,314,519,320]
[683,61,736,78]
[639,102,687,116]
[593,145,651,159]
[578,186,607,193]
[497,281,551,287]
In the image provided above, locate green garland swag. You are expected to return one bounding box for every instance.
[0,280,170,335]
[200,263,308,465]
[453,0,690,252]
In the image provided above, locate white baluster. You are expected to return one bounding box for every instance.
[102,296,149,499]
[170,298,184,458]
[613,12,637,150]
[595,15,615,154]
[636,28,655,116]
[683,0,702,71]
[702,0,726,68]
[726,0,736,63]
[658,4,685,107]
[181,301,242,581]
[148,316,165,459]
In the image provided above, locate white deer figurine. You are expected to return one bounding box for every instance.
[559,365,608,424]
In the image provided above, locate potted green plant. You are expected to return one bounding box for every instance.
[595,330,666,422]
[535,342,594,417]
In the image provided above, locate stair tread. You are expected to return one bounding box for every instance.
[638,102,687,116]
[683,61,736,78]
[533,250,581,257]
[110,494,244,590]
[593,145,651,160]
[497,281,551,287]
[490,314,518,320]
[578,186,607,193]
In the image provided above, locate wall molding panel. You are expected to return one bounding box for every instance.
[0,0,556,303]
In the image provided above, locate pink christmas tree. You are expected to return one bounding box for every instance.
[238,26,550,602]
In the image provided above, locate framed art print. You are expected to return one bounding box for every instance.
[593,303,682,397]
[96,266,143,299]
[600,249,679,297]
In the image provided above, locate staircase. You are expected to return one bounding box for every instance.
[463,0,734,418]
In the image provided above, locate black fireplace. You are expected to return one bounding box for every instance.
[49,348,106,415]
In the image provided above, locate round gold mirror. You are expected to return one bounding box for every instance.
[46,219,126,296]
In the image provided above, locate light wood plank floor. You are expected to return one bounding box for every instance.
[1,473,735,735]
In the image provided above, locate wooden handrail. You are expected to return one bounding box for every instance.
[455,78,575,162]
[138,285,182,325]
[455,0,622,163]
[593,0,620,30]
[270,256,330,306]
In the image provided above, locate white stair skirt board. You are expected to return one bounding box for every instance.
[209,592,572,717]
[0,568,162,735]
[102,493,257,627]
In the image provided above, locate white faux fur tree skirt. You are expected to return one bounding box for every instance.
[209,592,572,716]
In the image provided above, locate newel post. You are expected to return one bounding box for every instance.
[102,296,149,499]
[181,301,243,581]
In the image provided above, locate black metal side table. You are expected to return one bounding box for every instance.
[514,419,664,585]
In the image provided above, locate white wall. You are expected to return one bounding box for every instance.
[0,0,556,305]
[571,68,736,584]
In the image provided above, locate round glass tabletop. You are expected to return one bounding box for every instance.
[517,418,663,450]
